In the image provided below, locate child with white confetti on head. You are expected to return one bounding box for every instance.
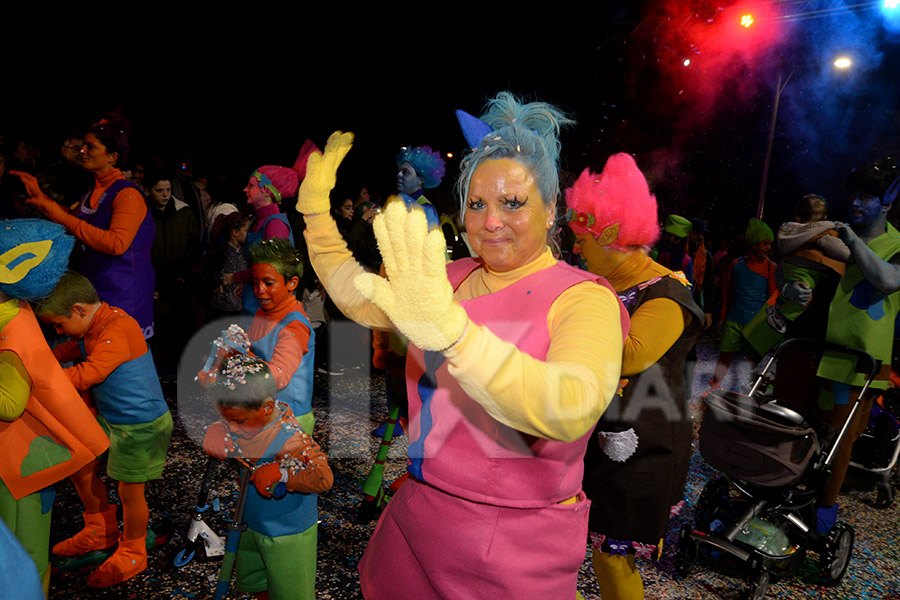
[204,355,333,600]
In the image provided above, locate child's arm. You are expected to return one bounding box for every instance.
[202,420,237,459]
[63,326,130,391]
[818,231,853,262]
[274,430,333,494]
[0,351,31,421]
[51,339,82,364]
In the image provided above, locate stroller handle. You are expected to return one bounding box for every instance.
[769,337,880,380]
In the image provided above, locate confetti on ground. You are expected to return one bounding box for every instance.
[47,335,899,599]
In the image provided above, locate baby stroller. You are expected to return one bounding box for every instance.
[675,338,879,600]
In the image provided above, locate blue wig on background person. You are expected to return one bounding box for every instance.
[396,146,446,190]
[455,91,575,217]
[0,219,74,302]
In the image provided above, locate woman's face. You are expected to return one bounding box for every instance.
[464,158,553,273]
[79,133,117,174]
[244,176,273,209]
[340,199,354,219]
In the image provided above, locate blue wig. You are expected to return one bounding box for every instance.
[396,146,446,190]
[0,219,74,302]
[456,92,575,216]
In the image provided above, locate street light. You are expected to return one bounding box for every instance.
[757,55,854,219]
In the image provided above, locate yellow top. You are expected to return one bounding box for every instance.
[0,299,31,421]
[599,250,690,376]
[304,213,623,442]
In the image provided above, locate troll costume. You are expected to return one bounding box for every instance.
[299,92,628,599]
[0,219,109,594]
[238,141,318,317]
[567,155,703,600]
[373,146,449,435]
[395,145,445,222]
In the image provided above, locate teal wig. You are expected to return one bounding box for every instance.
[456,92,575,216]
[0,219,74,302]
[396,146,446,190]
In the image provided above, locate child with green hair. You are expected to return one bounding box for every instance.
[203,354,332,600]
[709,217,777,390]
[243,238,317,432]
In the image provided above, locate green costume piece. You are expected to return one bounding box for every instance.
[663,214,692,238]
[817,223,900,389]
[745,218,774,246]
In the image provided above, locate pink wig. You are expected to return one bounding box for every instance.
[565,153,659,250]
[252,140,321,204]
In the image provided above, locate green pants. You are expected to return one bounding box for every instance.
[0,478,51,595]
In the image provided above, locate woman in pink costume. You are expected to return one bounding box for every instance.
[297,92,628,599]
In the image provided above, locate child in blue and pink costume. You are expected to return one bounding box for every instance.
[709,217,777,390]
[298,92,629,599]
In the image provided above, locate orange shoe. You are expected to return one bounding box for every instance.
[86,535,147,588]
[52,506,119,557]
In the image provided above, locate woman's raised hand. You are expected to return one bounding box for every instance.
[354,199,468,352]
[296,131,354,215]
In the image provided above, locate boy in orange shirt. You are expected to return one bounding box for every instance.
[35,271,173,588]
[244,238,316,433]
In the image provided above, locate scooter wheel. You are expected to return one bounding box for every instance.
[173,543,198,568]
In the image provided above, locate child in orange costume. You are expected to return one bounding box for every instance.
[0,220,109,596]
[36,271,172,588]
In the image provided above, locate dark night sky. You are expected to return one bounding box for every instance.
[7,2,900,234]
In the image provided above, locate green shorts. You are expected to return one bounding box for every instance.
[99,411,173,483]
[718,319,749,353]
[237,522,317,599]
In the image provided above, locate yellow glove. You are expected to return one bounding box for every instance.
[296,131,354,215]
[354,199,468,352]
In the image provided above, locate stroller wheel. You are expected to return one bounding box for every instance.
[745,569,770,600]
[875,481,894,509]
[819,522,854,586]
[696,477,729,531]
[674,524,699,577]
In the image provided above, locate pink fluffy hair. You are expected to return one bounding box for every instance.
[565,153,660,251]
